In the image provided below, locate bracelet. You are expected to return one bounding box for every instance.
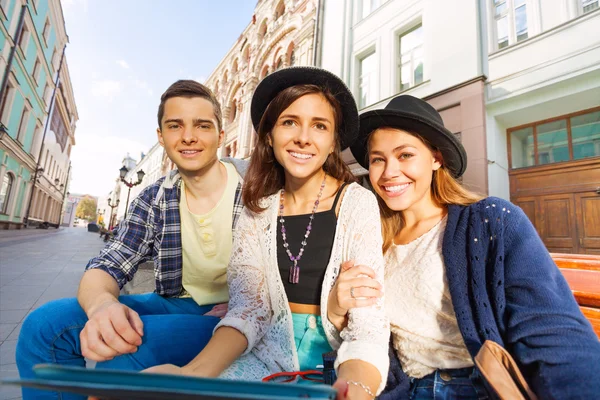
[346,380,375,398]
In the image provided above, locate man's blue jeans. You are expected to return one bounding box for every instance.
[16,293,220,400]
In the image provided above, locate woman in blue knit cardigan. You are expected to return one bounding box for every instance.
[327,95,600,399]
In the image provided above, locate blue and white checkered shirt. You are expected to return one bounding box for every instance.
[86,162,244,297]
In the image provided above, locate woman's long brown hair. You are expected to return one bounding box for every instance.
[369,129,483,253]
[243,84,356,213]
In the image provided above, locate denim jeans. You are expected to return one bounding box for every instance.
[409,367,489,400]
[16,293,220,400]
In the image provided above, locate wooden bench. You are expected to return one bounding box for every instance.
[551,253,600,338]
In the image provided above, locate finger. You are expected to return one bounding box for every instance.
[350,297,379,308]
[82,323,117,361]
[347,276,382,290]
[97,317,137,355]
[127,308,144,338]
[345,265,378,279]
[111,308,142,345]
[349,286,383,299]
[332,379,349,400]
[340,260,355,272]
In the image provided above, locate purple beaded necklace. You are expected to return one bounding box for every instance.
[279,174,327,284]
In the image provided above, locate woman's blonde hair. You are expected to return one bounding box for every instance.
[369,129,483,253]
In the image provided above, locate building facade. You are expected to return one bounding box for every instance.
[320,0,600,254]
[204,0,320,160]
[0,0,77,229]
[320,0,489,194]
[483,0,600,254]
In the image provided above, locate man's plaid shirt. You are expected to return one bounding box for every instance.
[85,165,244,297]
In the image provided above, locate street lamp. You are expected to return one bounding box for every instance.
[107,197,120,229]
[119,166,145,218]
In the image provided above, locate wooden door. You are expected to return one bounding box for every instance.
[513,196,542,237]
[538,194,578,253]
[575,192,600,255]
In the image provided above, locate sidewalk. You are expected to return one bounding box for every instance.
[0,227,105,400]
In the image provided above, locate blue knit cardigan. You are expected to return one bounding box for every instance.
[380,197,600,400]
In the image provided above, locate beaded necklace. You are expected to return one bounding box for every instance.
[279,174,327,284]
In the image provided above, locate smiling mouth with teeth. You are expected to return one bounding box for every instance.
[383,183,411,192]
[289,151,314,160]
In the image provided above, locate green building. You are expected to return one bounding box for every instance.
[0,0,77,229]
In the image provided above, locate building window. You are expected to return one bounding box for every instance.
[508,107,600,169]
[19,24,31,56]
[0,82,16,125]
[43,84,52,106]
[0,173,14,214]
[358,51,376,108]
[42,19,51,45]
[398,24,424,92]
[275,0,285,19]
[17,106,30,144]
[493,0,528,50]
[582,0,600,13]
[362,0,383,19]
[571,110,600,160]
[33,58,42,84]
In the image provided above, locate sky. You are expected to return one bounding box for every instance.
[62,0,257,196]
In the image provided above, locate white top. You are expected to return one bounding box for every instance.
[180,162,239,306]
[385,216,473,378]
[216,183,390,394]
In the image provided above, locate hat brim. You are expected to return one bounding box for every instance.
[350,110,467,177]
[250,67,359,150]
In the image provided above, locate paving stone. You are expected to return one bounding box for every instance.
[0,324,17,342]
[0,341,17,366]
[0,311,28,325]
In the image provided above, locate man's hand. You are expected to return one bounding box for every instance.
[80,300,144,362]
[204,303,228,318]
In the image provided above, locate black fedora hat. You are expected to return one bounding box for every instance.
[350,95,467,178]
[250,66,359,150]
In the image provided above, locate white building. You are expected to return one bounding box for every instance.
[114,144,165,223]
[320,0,489,193]
[483,0,600,254]
[320,0,600,254]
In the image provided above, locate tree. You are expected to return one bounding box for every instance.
[76,197,97,222]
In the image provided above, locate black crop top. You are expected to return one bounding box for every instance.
[277,183,348,305]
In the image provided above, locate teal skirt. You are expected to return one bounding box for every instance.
[291,313,333,384]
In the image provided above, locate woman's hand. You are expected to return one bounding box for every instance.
[142,363,187,375]
[204,303,228,318]
[328,261,383,331]
[333,378,375,400]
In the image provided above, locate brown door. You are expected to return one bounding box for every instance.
[513,196,542,237]
[538,194,578,253]
[575,192,600,255]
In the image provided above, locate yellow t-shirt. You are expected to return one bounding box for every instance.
[180,162,239,306]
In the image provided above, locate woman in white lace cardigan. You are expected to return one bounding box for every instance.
[147,67,390,399]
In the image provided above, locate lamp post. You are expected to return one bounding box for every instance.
[107,197,120,229]
[119,166,145,218]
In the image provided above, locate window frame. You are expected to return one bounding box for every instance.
[42,18,51,45]
[356,49,377,109]
[0,173,15,215]
[32,58,42,85]
[0,81,16,126]
[507,105,600,170]
[18,23,31,57]
[396,23,424,93]
[16,105,31,144]
[490,0,533,51]
[579,0,600,14]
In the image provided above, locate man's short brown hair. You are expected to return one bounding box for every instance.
[157,80,222,131]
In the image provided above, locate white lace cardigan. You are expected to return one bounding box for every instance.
[214,183,390,393]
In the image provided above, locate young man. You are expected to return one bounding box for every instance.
[16,80,247,400]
